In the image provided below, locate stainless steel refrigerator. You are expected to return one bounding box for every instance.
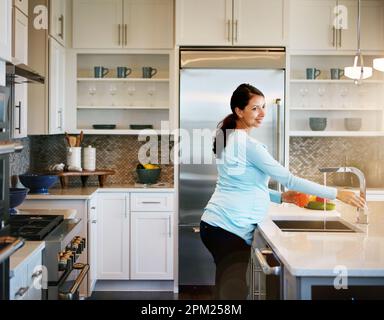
[179,48,286,286]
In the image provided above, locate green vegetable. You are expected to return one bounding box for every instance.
[305,201,336,211]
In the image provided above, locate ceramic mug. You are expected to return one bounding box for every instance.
[142,67,158,78]
[306,68,321,80]
[94,66,109,78]
[117,67,132,78]
[330,68,344,80]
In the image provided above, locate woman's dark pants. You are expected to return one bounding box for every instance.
[200,221,251,300]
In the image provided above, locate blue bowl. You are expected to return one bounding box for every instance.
[19,174,58,194]
[9,188,29,214]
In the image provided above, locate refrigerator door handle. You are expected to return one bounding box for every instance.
[274,98,284,192]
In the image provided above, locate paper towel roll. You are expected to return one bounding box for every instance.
[83,146,96,171]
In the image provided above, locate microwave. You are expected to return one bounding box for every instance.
[0,86,10,141]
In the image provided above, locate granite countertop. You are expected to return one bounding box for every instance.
[10,241,45,273]
[25,183,175,200]
[258,201,384,277]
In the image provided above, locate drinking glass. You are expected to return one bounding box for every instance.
[127,85,136,106]
[109,85,117,106]
[147,85,156,107]
[299,87,309,108]
[88,86,97,106]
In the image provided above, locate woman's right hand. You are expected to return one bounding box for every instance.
[336,189,366,209]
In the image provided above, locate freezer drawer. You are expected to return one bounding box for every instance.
[179,225,215,286]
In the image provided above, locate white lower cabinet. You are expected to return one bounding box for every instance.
[10,248,43,300]
[97,191,174,281]
[97,192,130,279]
[131,212,173,280]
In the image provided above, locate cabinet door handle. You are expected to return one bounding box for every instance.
[226,19,231,42]
[91,220,97,224]
[332,26,336,47]
[233,20,238,42]
[338,28,342,47]
[58,15,64,39]
[118,24,121,46]
[125,24,128,46]
[58,109,63,130]
[168,216,171,238]
[15,101,21,133]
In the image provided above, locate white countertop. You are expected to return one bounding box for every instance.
[258,201,384,277]
[10,241,45,273]
[25,184,175,200]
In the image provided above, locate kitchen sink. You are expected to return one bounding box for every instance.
[272,220,358,233]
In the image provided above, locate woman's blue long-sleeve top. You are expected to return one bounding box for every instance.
[201,130,337,245]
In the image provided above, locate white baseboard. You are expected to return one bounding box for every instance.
[94,280,175,292]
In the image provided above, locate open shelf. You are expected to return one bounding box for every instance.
[290,107,383,111]
[289,131,384,137]
[77,105,170,110]
[76,129,173,135]
[290,79,384,84]
[77,78,169,82]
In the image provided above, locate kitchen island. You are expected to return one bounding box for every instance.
[253,201,384,299]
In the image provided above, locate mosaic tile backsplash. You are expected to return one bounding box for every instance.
[11,135,175,187]
[289,137,384,188]
[10,135,384,188]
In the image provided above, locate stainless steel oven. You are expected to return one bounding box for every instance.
[250,228,283,300]
[44,218,88,300]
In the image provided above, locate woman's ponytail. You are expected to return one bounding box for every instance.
[213,113,237,156]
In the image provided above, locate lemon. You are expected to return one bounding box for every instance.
[143,164,159,170]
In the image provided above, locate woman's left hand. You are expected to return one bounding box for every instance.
[281,191,301,205]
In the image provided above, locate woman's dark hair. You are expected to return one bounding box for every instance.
[213,83,265,156]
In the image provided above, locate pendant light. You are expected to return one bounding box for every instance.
[373,57,384,72]
[344,0,372,83]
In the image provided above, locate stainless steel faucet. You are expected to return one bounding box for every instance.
[319,167,368,224]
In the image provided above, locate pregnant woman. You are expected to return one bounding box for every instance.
[200,83,366,300]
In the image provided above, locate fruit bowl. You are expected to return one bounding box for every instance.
[136,165,161,184]
[9,188,29,214]
[19,174,58,194]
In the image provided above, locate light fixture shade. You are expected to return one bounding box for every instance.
[373,58,384,72]
[344,66,373,80]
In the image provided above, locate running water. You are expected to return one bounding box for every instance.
[323,172,327,229]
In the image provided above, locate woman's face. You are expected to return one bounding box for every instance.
[236,94,266,129]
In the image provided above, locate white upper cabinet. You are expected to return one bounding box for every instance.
[360,0,384,51]
[49,37,65,134]
[13,82,28,138]
[233,0,285,46]
[13,6,28,65]
[73,0,173,49]
[290,0,384,52]
[50,0,67,47]
[123,0,173,49]
[176,0,285,46]
[176,0,232,46]
[73,0,123,49]
[0,0,12,62]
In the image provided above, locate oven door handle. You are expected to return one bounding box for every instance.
[58,263,89,300]
[254,248,281,276]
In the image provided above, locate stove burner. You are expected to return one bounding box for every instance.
[8,215,64,241]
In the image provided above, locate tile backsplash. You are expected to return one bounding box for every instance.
[11,135,174,187]
[289,137,384,188]
[10,135,384,188]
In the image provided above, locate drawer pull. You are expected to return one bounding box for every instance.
[142,201,161,204]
